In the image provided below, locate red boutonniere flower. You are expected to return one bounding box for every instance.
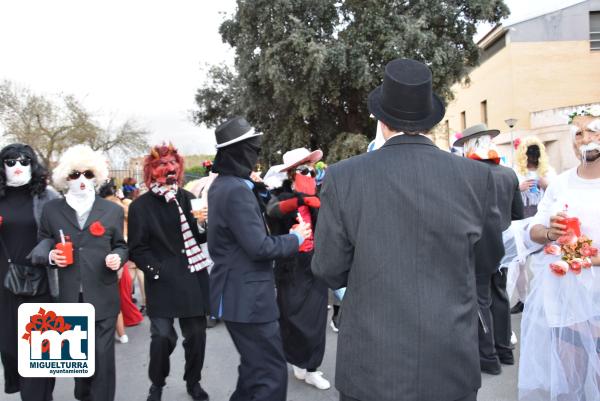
[89,221,106,236]
[0,215,3,227]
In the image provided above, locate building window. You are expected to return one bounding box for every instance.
[480,100,488,125]
[590,12,600,50]
[460,111,466,131]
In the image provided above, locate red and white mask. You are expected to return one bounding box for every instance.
[293,165,317,195]
[151,155,181,186]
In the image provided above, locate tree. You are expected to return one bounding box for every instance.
[326,132,370,164]
[0,80,150,168]
[193,0,509,166]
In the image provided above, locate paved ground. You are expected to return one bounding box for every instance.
[1,306,521,401]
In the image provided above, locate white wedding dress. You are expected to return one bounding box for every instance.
[518,168,600,401]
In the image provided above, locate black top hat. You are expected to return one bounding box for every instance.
[215,116,262,149]
[368,59,445,132]
[453,123,500,147]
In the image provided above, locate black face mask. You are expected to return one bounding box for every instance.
[212,136,261,178]
[526,145,540,164]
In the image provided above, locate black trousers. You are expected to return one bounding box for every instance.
[490,268,513,359]
[74,317,117,401]
[340,390,477,401]
[477,272,499,370]
[477,268,513,369]
[225,320,287,401]
[148,316,207,387]
[1,351,55,401]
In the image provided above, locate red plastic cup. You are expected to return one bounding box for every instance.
[561,217,581,237]
[55,241,74,266]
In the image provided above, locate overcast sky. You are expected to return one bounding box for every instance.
[0,0,583,156]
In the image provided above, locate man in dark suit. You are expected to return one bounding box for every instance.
[128,144,211,401]
[207,116,310,401]
[454,124,524,374]
[31,144,128,401]
[311,59,504,401]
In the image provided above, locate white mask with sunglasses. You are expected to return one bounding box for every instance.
[4,158,32,187]
[65,170,97,218]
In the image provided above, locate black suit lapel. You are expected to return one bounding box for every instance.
[82,198,106,230]
[60,201,82,230]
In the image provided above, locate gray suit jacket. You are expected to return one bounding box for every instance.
[31,187,61,297]
[33,197,128,321]
[311,135,503,401]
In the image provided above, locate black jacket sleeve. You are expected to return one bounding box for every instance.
[225,184,299,262]
[127,200,161,276]
[511,172,525,221]
[475,169,505,280]
[28,202,56,266]
[311,167,354,289]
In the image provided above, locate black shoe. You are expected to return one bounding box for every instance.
[481,364,502,375]
[147,384,162,401]
[207,318,218,329]
[510,301,524,314]
[187,382,209,401]
[498,353,515,365]
[139,305,146,315]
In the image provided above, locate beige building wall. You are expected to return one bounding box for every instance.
[443,38,600,171]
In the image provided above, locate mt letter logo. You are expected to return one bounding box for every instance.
[18,303,95,377]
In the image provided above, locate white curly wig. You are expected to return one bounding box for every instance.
[52,144,109,190]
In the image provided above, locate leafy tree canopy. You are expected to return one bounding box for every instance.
[193,0,509,166]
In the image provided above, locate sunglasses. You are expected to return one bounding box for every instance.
[295,166,316,178]
[68,170,95,180]
[4,158,31,167]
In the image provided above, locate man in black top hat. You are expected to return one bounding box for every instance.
[312,59,504,401]
[454,124,524,375]
[207,116,311,401]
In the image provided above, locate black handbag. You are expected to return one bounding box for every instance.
[1,236,46,297]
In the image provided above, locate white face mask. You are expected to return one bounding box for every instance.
[5,161,32,187]
[65,175,97,217]
[67,175,96,197]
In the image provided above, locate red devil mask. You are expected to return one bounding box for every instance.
[293,165,317,195]
[143,145,184,187]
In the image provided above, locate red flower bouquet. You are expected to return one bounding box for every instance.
[89,221,106,236]
[545,232,598,276]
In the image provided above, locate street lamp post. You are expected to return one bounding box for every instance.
[505,118,518,166]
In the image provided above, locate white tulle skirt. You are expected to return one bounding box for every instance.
[519,251,600,401]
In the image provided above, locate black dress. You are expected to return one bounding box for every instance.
[266,188,328,370]
[0,185,54,400]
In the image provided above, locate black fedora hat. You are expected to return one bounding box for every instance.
[215,116,262,149]
[453,123,500,147]
[368,59,445,132]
